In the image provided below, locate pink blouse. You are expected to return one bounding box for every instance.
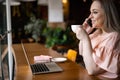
[89,30,120,78]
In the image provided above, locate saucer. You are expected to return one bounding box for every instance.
[51,57,67,62]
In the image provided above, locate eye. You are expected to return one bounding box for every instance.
[93,11,98,14]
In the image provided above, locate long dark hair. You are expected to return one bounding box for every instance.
[93,0,120,33]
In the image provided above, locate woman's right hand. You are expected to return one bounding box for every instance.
[82,18,95,34]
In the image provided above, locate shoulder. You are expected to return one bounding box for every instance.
[105,32,120,43]
[102,32,120,56]
[102,32,120,48]
[91,31,119,45]
[100,32,119,43]
[91,32,120,54]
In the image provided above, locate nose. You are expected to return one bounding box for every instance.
[88,13,93,19]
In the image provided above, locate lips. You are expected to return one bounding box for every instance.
[91,20,95,25]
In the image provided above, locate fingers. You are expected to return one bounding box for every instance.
[76,27,90,41]
[83,18,89,26]
[76,28,84,40]
[82,18,91,29]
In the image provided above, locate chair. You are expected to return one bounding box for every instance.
[1,47,16,80]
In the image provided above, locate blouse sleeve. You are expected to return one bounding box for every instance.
[92,32,120,74]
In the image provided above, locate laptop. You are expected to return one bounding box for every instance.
[21,42,63,75]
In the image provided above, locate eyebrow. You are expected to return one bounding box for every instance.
[90,8,100,12]
[92,9,98,11]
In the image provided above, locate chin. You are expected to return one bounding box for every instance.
[92,24,97,28]
[92,25,96,28]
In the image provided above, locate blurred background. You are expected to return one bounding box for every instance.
[9,0,92,43]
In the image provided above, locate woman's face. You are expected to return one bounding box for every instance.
[89,1,105,28]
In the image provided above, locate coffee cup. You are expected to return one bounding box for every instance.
[71,25,81,33]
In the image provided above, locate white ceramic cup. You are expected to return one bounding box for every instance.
[71,25,81,33]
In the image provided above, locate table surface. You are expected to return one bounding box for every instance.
[13,43,102,80]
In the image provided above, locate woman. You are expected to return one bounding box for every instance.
[76,0,120,79]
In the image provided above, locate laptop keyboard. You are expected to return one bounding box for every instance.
[30,62,63,74]
[30,63,50,74]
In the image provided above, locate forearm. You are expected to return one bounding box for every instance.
[76,27,105,75]
[81,37,105,75]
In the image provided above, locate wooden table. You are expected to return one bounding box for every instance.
[13,43,100,80]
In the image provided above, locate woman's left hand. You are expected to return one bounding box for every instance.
[76,27,89,41]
